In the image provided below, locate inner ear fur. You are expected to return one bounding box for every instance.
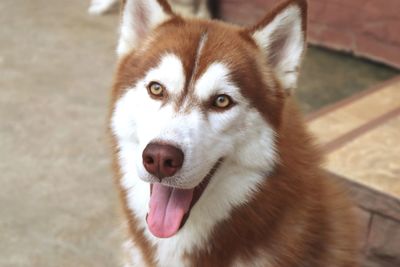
[246,0,308,91]
[117,0,177,56]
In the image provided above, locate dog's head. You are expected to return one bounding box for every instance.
[111,0,307,238]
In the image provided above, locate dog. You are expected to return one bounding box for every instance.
[109,0,360,266]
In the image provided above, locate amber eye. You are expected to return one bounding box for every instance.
[148,82,165,97]
[213,94,232,109]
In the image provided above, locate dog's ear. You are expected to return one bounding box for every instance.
[247,0,307,91]
[117,0,175,56]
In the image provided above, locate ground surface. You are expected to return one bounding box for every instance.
[0,1,397,266]
[0,1,123,266]
[298,47,398,113]
[309,78,400,197]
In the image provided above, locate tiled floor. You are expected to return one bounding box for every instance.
[308,77,400,198]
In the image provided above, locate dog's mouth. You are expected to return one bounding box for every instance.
[146,160,222,238]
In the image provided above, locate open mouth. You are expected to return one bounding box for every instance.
[146,160,222,238]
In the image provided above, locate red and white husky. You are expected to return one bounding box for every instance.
[110,0,359,266]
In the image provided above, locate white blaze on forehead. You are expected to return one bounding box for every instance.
[144,53,185,96]
[194,62,243,102]
[187,33,208,89]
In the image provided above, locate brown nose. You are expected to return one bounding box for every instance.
[142,143,184,179]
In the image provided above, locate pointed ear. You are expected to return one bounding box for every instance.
[117,0,175,56]
[248,0,307,91]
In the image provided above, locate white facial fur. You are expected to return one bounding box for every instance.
[111,52,278,265]
[252,4,305,90]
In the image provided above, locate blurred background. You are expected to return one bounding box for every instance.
[0,0,399,266]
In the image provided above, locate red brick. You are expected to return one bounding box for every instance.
[360,0,400,21]
[219,0,400,68]
[355,208,372,252]
[387,21,400,45]
[365,214,400,266]
[361,21,400,46]
[219,0,271,26]
[355,33,400,69]
[307,24,324,41]
[318,2,361,29]
[309,25,355,52]
[360,1,383,21]
[251,0,276,10]
[331,175,400,224]
[308,1,326,23]
[329,0,367,9]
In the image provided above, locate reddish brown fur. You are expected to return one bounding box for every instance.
[185,100,360,266]
[110,0,360,266]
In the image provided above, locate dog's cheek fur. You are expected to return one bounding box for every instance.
[231,110,277,171]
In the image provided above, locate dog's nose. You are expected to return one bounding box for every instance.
[142,143,184,179]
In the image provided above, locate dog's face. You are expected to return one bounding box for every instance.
[111,0,306,238]
[113,22,279,189]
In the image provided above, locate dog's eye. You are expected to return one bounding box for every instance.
[212,94,233,109]
[147,82,165,97]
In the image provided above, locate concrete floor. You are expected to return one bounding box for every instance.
[0,1,123,266]
[0,1,398,266]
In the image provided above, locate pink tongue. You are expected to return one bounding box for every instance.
[147,183,194,238]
